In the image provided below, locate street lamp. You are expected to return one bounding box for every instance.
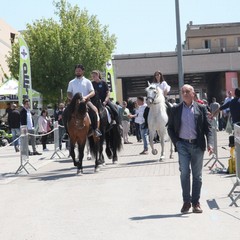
[175,0,184,97]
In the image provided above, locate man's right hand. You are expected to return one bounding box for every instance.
[82,97,87,102]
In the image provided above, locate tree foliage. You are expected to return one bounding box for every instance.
[7,0,116,103]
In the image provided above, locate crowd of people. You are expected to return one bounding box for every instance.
[1,64,240,215]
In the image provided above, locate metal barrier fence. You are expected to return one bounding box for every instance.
[15,125,36,174]
[50,121,65,159]
[228,124,240,206]
[14,122,65,174]
[204,118,225,170]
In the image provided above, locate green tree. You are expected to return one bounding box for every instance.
[7,0,116,103]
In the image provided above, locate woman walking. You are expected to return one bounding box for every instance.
[38,109,50,151]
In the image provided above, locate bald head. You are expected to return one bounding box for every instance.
[181,84,195,106]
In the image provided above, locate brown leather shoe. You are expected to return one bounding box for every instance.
[192,203,203,213]
[181,202,191,213]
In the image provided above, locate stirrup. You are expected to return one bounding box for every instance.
[62,133,69,142]
[95,129,102,137]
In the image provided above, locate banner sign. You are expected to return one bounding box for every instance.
[106,60,116,102]
[18,35,32,108]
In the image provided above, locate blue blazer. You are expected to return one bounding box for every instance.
[167,101,213,151]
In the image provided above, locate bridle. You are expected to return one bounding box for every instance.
[146,86,160,104]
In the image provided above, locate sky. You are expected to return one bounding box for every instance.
[1,0,240,54]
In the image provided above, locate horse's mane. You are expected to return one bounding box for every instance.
[67,93,86,121]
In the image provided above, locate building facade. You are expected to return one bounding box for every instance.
[113,22,240,103]
[185,21,240,53]
[0,19,18,83]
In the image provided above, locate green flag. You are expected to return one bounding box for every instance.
[106,60,116,102]
[18,35,32,108]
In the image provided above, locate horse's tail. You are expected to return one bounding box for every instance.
[88,135,99,159]
[111,124,122,152]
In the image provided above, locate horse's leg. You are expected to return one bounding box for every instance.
[159,131,165,161]
[169,140,174,159]
[99,135,105,166]
[149,130,158,155]
[86,139,92,160]
[112,144,118,164]
[77,143,85,175]
[70,142,77,166]
[94,140,101,173]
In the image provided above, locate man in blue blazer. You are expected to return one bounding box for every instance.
[168,84,213,214]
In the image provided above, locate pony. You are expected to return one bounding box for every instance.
[64,93,100,174]
[146,83,173,161]
[91,95,122,165]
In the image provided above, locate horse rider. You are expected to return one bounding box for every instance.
[91,70,120,127]
[66,64,102,137]
[145,70,172,130]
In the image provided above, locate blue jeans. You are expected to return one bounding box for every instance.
[176,140,204,205]
[135,123,142,141]
[140,124,148,151]
[11,128,20,150]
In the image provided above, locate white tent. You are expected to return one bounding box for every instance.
[0,78,42,108]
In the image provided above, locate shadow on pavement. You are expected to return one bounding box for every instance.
[30,173,77,181]
[206,199,220,210]
[206,198,240,221]
[130,213,188,220]
[29,163,98,181]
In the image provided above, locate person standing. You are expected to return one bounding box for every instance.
[55,103,66,150]
[168,84,213,214]
[1,102,12,128]
[116,101,123,125]
[213,88,240,125]
[222,90,234,121]
[134,97,148,154]
[209,97,220,130]
[8,103,20,152]
[38,109,50,151]
[133,101,142,142]
[67,64,102,137]
[121,101,132,144]
[20,99,42,155]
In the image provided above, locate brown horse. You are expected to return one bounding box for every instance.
[65,93,100,174]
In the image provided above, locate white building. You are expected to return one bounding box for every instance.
[0,18,18,83]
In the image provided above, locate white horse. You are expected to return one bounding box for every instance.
[146,83,173,161]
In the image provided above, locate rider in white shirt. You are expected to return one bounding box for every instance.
[67,64,102,137]
[152,70,171,96]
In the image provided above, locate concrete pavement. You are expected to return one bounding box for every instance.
[0,131,239,240]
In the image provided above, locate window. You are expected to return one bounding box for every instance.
[219,38,227,48]
[236,37,240,46]
[204,39,211,49]
[219,38,227,52]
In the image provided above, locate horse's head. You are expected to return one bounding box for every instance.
[146,84,160,104]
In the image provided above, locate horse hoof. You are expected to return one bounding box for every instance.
[152,149,158,155]
[159,156,165,161]
[95,166,100,173]
[113,160,118,164]
[74,162,77,166]
[77,169,83,175]
[170,155,174,159]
